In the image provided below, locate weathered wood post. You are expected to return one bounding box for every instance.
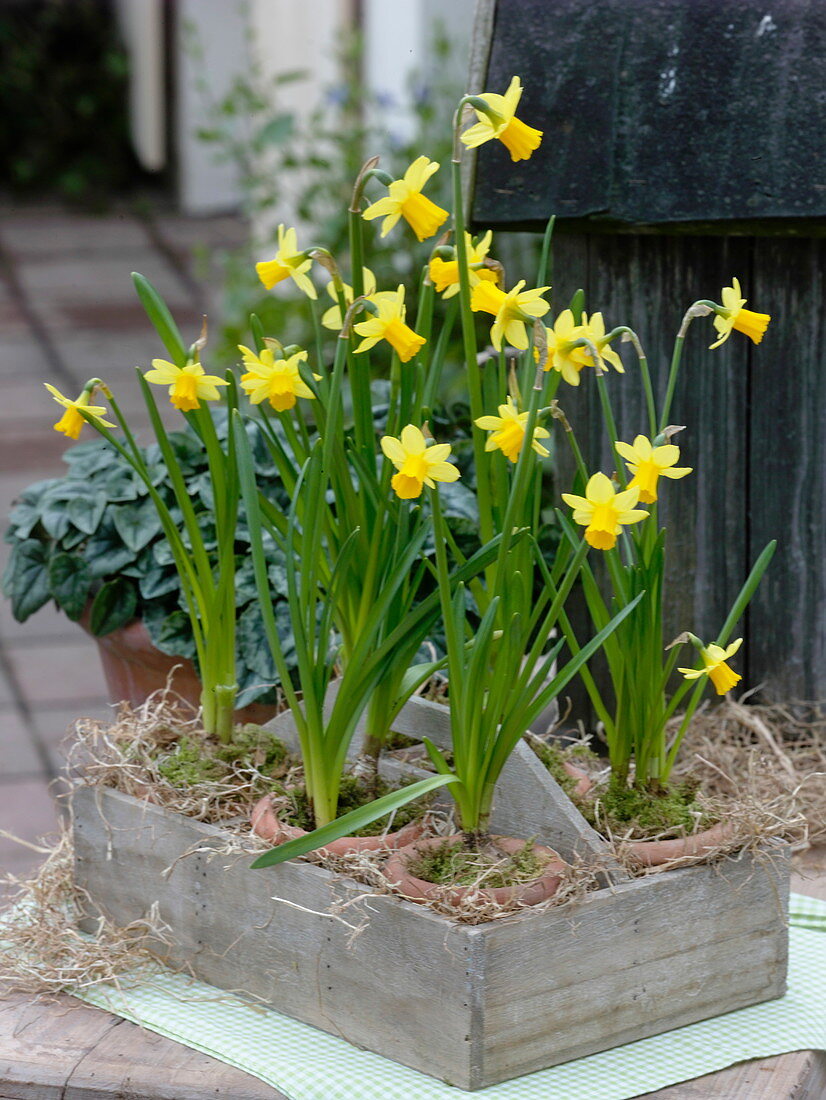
[468,0,826,700]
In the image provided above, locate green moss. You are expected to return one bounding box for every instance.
[275,774,432,836]
[406,838,544,889]
[156,727,290,789]
[581,778,714,839]
[531,738,599,795]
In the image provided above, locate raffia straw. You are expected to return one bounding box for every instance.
[66,688,298,828]
[672,696,826,846]
[0,825,168,996]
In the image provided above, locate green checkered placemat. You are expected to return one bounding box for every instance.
[73,892,826,1100]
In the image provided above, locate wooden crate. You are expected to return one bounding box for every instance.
[72,698,790,1091]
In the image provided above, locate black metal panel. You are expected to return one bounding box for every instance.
[472,0,826,229]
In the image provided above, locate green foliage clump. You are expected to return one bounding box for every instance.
[406,838,544,889]
[531,738,600,796]
[581,778,713,839]
[157,726,289,788]
[2,426,292,707]
[275,775,432,837]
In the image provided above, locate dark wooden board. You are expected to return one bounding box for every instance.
[471,0,826,230]
[748,237,826,698]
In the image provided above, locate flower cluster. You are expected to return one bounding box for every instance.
[39,72,774,830]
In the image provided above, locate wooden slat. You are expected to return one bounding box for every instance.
[65,1011,282,1100]
[0,992,116,1100]
[749,237,826,698]
[643,1049,826,1099]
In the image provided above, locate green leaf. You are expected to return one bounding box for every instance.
[88,577,138,636]
[104,467,141,502]
[66,492,108,536]
[132,273,188,368]
[48,553,91,621]
[39,485,89,540]
[112,498,161,554]
[258,113,294,145]
[154,610,197,660]
[250,774,460,869]
[63,439,121,477]
[138,566,179,601]
[83,523,137,578]
[8,540,51,621]
[6,499,41,539]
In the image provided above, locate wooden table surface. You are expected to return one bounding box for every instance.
[1,847,823,1100]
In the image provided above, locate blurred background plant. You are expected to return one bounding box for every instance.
[0,0,153,206]
[188,21,462,365]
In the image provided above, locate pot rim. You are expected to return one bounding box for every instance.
[383,833,566,907]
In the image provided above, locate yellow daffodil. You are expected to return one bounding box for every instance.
[362,156,449,242]
[380,424,460,500]
[537,309,623,383]
[44,383,115,440]
[144,358,228,412]
[679,638,743,696]
[353,285,426,363]
[578,312,624,373]
[710,278,770,349]
[255,224,317,300]
[460,76,543,162]
[321,268,378,330]
[429,231,498,299]
[474,396,550,463]
[614,435,692,503]
[471,278,550,351]
[238,346,319,412]
[561,472,648,550]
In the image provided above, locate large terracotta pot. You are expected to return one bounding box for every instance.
[250,793,424,857]
[79,608,277,725]
[383,834,566,906]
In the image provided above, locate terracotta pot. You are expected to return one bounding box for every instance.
[78,608,277,725]
[624,820,733,867]
[562,760,593,799]
[250,793,425,857]
[383,834,566,906]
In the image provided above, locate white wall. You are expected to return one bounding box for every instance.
[175,0,250,215]
[363,0,476,144]
[114,0,165,172]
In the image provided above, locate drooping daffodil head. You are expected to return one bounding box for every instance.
[143,358,228,412]
[380,424,460,500]
[475,396,550,463]
[709,278,770,349]
[614,434,693,504]
[255,224,317,300]
[362,156,449,242]
[45,382,115,440]
[353,285,427,363]
[579,312,624,374]
[321,268,377,331]
[429,231,498,300]
[561,471,648,550]
[679,637,743,696]
[238,345,319,412]
[471,278,550,351]
[460,76,543,162]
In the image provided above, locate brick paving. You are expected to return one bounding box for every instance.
[0,199,246,886]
